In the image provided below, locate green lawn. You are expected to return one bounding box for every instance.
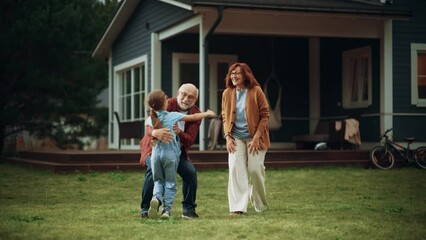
[0,163,425,240]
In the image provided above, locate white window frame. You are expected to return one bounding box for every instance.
[342,46,372,109]
[410,43,426,107]
[112,55,148,149]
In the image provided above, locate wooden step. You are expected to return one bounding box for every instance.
[7,157,142,173]
[7,149,371,173]
[18,150,139,163]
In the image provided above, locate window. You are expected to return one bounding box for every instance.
[411,43,426,107]
[118,66,145,121]
[113,56,147,149]
[342,46,372,109]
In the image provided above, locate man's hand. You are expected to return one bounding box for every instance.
[172,123,181,135]
[152,128,174,143]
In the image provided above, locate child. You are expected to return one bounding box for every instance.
[146,90,215,219]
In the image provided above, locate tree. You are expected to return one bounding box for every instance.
[0,0,119,156]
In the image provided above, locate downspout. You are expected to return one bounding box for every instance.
[204,6,224,44]
[201,6,223,150]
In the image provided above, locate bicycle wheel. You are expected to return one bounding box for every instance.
[370,146,395,170]
[414,147,426,169]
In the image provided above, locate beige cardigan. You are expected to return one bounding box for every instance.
[221,86,271,150]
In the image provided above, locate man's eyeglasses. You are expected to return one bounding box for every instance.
[179,91,196,101]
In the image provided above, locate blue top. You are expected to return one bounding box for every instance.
[146,110,186,155]
[232,89,250,139]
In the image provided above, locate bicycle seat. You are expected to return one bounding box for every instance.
[404,137,415,144]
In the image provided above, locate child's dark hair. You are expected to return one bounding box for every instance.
[146,90,166,129]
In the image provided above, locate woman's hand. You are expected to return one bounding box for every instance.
[248,136,260,155]
[226,135,236,153]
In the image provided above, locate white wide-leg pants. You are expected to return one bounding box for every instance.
[228,138,268,213]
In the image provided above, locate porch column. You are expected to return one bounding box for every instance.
[108,53,115,149]
[199,17,207,150]
[151,33,161,91]
[309,37,321,133]
[381,20,393,135]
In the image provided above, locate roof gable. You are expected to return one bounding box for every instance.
[93,0,140,59]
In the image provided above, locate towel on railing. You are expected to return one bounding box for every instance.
[344,118,361,145]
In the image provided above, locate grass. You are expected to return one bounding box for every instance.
[0,163,425,240]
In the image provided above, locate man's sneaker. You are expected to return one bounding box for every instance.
[182,211,199,219]
[140,212,148,219]
[148,197,161,219]
[160,210,170,220]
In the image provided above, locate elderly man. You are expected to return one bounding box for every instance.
[140,83,201,219]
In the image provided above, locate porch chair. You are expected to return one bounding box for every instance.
[113,111,143,150]
[207,116,225,150]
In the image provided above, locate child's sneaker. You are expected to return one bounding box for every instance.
[160,210,170,220]
[148,197,161,219]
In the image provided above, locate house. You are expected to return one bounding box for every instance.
[92,0,426,150]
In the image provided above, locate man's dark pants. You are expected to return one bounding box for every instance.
[140,151,198,215]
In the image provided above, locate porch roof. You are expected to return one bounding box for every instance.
[180,0,411,17]
[92,0,411,59]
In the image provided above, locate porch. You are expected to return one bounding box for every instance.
[6,149,370,173]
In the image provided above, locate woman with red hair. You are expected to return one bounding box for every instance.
[221,63,270,216]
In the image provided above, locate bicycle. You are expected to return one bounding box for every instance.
[370,128,426,170]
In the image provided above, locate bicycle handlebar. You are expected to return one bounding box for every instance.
[385,128,393,135]
[379,128,393,141]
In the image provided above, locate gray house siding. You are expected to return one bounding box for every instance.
[108,0,193,147]
[393,0,426,140]
[112,0,193,68]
